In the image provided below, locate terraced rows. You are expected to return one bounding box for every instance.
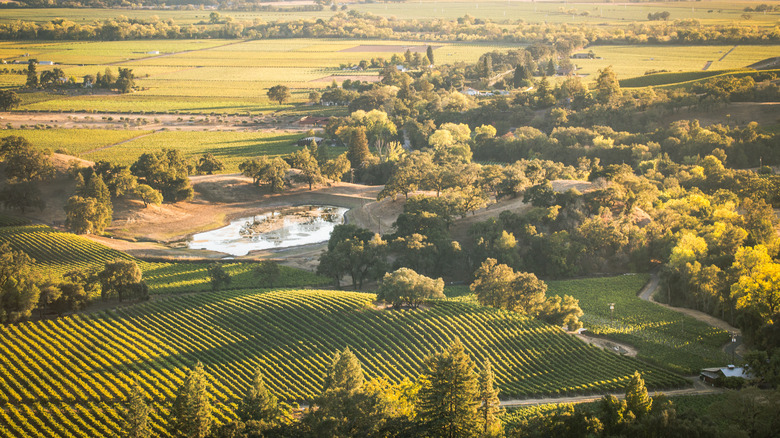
[0,289,687,437]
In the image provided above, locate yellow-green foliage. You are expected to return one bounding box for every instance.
[0,288,686,437]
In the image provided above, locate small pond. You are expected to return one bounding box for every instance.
[188,205,348,256]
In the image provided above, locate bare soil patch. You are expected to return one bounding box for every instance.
[655,102,780,128]
[312,75,381,83]
[1,111,314,132]
[574,333,638,357]
[339,44,442,53]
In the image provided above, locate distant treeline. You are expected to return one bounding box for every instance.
[0,11,777,44]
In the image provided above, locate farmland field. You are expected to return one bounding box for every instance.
[0,288,687,437]
[0,39,522,113]
[447,275,730,375]
[0,1,776,26]
[3,128,335,171]
[546,275,730,375]
[0,223,330,294]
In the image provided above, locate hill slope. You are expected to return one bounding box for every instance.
[0,289,686,436]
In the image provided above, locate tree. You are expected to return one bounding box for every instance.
[321,152,351,182]
[53,269,94,314]
[290,148,322,190]
[377,268,445,309]
[116,67,135,93]
[36,278,61,318]
[134,184,163,207]
[0,243,40,323]
[98,260,144,302]
[513,64,532,88]
[267,85,290,105]
[477,360,503,437]
[343,110,397,162]
[124,382,151,438]
[625,371,652,419]
[25,59,38,88]
[239,156,289,192]
[417,340,480,438]
[170,362,213,438]
[471,258,541,314]
[207,263,231,291]
[308,90,321,104]
[0,90,21,111]
[0,181,45,213]
[195,153,224,175]
[237,368,289,427]
[317,224,386,289]
[130,149,193,202]
[253,261,280,288]
[427,45,435,65]
[65,196,111,234]
[730,245,780,321]
[594,66,622,105]
[346,126,371,168]
[0,136,54,182]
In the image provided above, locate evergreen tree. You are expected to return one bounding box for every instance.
[347,127,371,168]
[25,59,38,88]
[237,368,285,427]
[316,140,329,165]
[417,340,480,438]
[124,382,151,438]
[170,362,213,438]
[206,263,231,291]
[477,360,503,437]
[427,45,435,65]
[625,371,652,418]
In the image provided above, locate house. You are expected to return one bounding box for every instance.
[571,52,594,59]
[38,61,55,66]
[297,136,324,147]
[298,116,331,127]
[700,365,753,385]
[463,87,480,96]
[147,51,160,55]
[395,65,408,72]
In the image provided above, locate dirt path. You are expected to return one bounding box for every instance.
[638,273,739,334]
[107,40,247,66]
[574,333,637,357]
[718,45,738,62]
[500,378,722,407]
[82,132,154,154]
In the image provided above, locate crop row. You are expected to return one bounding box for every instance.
[0,288,687,437]
[0,224,329,293]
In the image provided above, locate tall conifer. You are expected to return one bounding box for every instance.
[170,362,213,438]
[124,382,151,438]
[477,360,503,437]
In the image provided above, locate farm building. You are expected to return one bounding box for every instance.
[298,116,331,127]
[699,365,753,385]
[38,61,55,65]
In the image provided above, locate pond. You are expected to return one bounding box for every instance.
[188,205,348,256]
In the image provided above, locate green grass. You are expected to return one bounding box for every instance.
[0,128,151,156]
[0,287,686,436]
[0,223,329,293]
[547,275,730,375]
[7,128,338,171]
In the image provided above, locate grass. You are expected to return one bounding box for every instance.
[0,287,687,436]
[447,275,730,375]
[0,223,330,293]
[0,128,151,156]
[547,275,730,375]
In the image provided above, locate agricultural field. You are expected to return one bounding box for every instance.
[0,38,521,113]
[547,275,731,375]
[0,287,686,437]
[0,1,776,27]
[1,128,331,171]
[0,223,329,294]
[446,275,730,375]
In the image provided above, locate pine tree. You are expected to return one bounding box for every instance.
[427,45,435,65]
[417,340,480,438]
[307,347,367,436]
[237,368,281,425]
[26,59,38,88]
[477,360,503,437]
[170,362,213,438]
[347,127,370,169]
[124,382,151,438]
[625,371,652,418]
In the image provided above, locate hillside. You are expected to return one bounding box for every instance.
[0,288,686,437]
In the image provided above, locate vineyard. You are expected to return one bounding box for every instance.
[0,288,687,437]
[547,275,730,374]
[0,224,329,294]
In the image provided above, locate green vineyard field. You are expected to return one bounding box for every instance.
[0,224,330,294]
[0,288,687,437]
[547,275,730,374]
